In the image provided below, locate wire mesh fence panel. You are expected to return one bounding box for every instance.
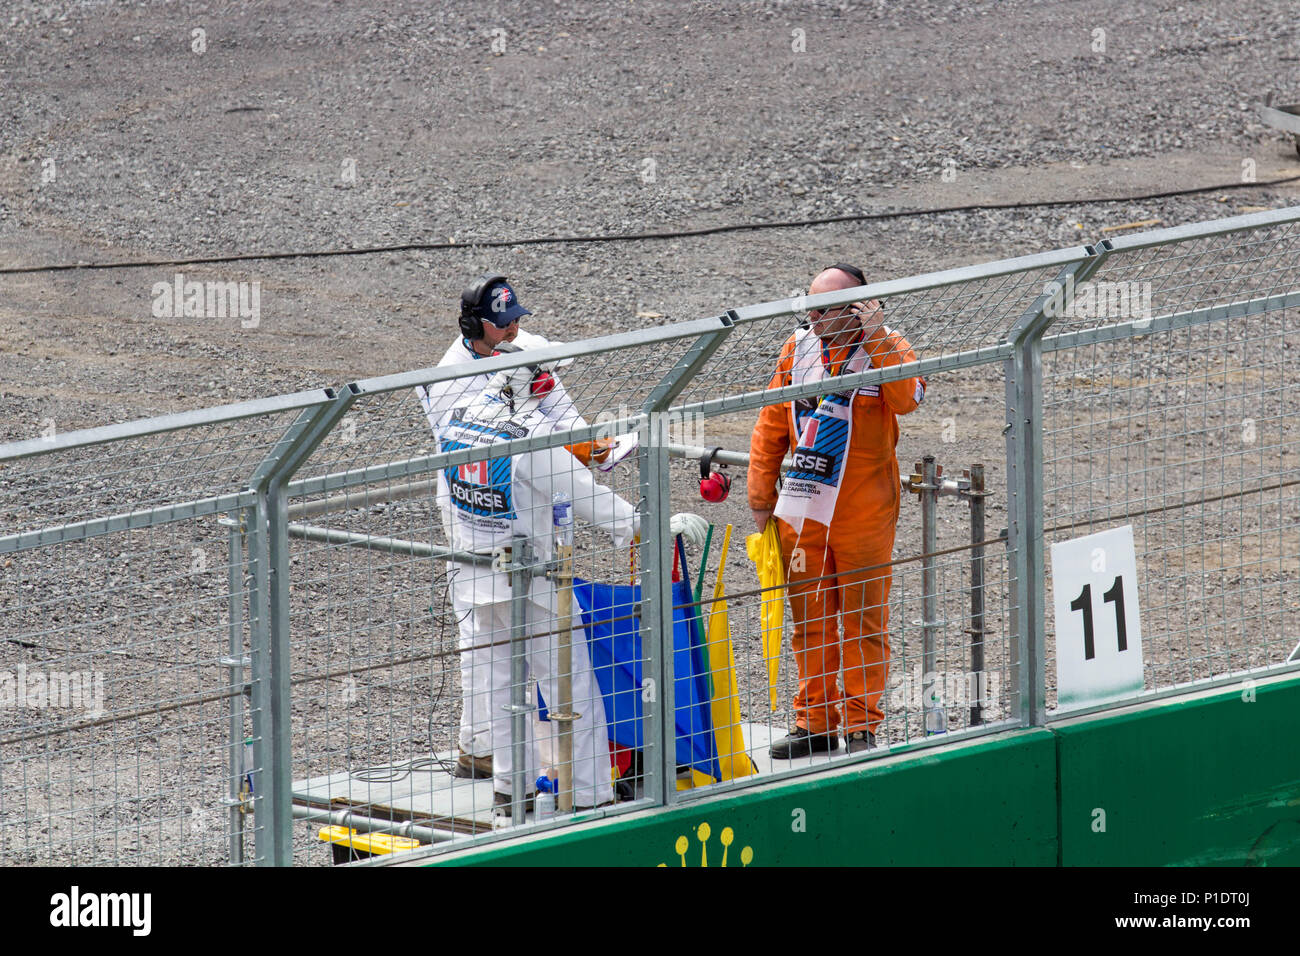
[0,396,335,866]
[1042,309,1300,708]
[282,361,665,863]
[700,536,1017,781]
[0,517,255,866]
[1043,210,1300,342]
[284,492,466,864]
[0,394,328,542]
[665,339,1021,804]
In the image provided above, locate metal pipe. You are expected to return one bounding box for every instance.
[291,805,455,846]
[551,495,576,813]
[286,477,437,520]
[281,520,549,574]
[668,442,913,495]
[349,315,729,399]
[225,512,247,864]
[508,536,533,826]
[0,387,335,464]
[666,443,778,470]
[726,245,1097,325]
[920,456,945,735]
[968,465,986,727]
[245,490,273,865]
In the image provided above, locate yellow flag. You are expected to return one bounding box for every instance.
[746,520,785,712]
[705,525,756,780]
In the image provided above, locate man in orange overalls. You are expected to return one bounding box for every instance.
[748,264,925,757]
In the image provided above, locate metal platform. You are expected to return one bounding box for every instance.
[291,722,883,847]
[1260,101,1300,156]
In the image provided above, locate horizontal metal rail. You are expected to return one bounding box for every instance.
[673,344,1011,420]
[1097,204,1300,252]
[284,478,437,519]
[0,490,256,554]
[0,388,335,463]
[348,316,729,398]
[290,805,457,846]
[1041,290,1300,353]
[282,521,551,574]
[729,246,1096,324]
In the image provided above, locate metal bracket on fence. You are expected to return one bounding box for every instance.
[913,457,946,734]
[219,656,253,681]
[224,508,252,865]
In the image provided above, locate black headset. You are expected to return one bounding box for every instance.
[458,272,510,341]
[827,262,866,285]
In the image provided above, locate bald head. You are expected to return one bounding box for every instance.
[806,265,882,344]
[809,266,864,297]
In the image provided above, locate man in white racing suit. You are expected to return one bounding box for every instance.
[436,355,703,814]
[416,275,632,780]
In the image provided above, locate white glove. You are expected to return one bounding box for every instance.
[669,512,710,550]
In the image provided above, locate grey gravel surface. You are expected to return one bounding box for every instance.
[2,0,1298,866]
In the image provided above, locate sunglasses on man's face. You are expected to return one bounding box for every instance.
[807,303,854,319]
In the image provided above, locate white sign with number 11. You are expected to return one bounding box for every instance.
[1050,524,1145,711]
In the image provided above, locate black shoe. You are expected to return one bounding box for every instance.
[845,730,876,753]
[769,727,839,759]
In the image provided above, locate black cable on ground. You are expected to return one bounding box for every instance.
[3,174,1297,276]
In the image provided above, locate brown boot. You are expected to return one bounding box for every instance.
[454,750,493,779]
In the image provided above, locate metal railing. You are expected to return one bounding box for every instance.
[2,206,1297,865]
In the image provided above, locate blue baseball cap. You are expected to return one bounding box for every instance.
[477,280,532,328]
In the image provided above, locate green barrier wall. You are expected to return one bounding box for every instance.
[425,732,1059,867]
[416,674,1300,867]
[1055,673,1300,866]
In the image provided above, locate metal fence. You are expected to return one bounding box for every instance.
[2,206,1297,865]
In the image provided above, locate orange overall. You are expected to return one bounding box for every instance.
[748,325,924,736]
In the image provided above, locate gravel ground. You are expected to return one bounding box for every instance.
[2,0,1299,866]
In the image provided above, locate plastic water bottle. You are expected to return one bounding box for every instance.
[924,685,947,736]
[535,772,557,820]
[552,493,573,547]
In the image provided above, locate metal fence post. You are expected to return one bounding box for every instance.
[920,456,945,735]
[638,423,674,805]
[638,318,735,806]
[967,464,986,727]
[245,491,274,863]
[248,388,354,865]
[1004,251,1109,727]
[508,535,534,826]
[224,509,251,864]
